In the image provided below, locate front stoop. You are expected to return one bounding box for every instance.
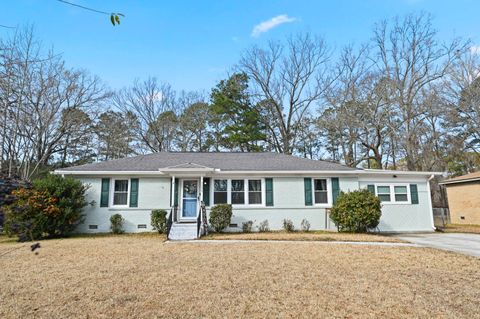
[168,223,198,240]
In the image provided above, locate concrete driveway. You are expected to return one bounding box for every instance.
[396,233,480,257]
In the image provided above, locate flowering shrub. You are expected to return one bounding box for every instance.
[4,175,89,241]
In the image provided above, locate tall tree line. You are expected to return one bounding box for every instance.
[1,13,480,180]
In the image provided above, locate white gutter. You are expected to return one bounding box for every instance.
[54,169,442,177]
[53,170,166,176]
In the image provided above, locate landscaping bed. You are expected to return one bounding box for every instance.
[202,230,404,243]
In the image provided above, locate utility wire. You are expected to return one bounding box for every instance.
[57,0,111,15]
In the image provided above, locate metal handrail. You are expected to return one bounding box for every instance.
[166,205,177,239]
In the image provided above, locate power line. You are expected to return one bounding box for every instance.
[0,24,15,29]
[57,0,110,15]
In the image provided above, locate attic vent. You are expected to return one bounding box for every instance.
[460,216,465,220]
[138,224,147,229]
[229,223,238,228]
[88,225,98,230]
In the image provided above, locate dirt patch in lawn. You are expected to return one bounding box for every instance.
[203,231,403,243]
[1,236,479,318]
[440,224,480,234]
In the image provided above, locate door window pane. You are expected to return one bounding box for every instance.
[394,186,408,202]
[231,180,245,204]
[113,180,128,205]
[214,179,228,204]
[248,180,262,204]
[314,179,328,204]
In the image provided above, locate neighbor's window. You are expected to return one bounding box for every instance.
[248,180,262,204]
[314,179,328,204]
[376,186,391,202]
[213,179,228,204]
[394,186,408,202]
[231,180,245,204]
[113,179,129,206]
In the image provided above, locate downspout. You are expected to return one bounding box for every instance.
[426,174,436,231]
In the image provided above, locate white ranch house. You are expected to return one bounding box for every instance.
[55,152,439,239]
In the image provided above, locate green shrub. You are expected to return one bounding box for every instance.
[258,220,270,232]
[242,220,253,233]
[151,209,167,233]
[209,204,232,232]
[4,175,89,241]
[282,219,294,232]
[110,214,124,234]
[330,189,382,233]
[300,219,311,232]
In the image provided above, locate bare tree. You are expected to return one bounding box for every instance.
[373,12,467,170]
[239,33,332,154]
[113,77,178,152]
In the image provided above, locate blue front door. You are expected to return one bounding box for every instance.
[182,180,198,218]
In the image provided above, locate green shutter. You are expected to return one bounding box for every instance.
[265,178,274,206]
[367,184,375,194]
[304,178,312,206]
[129,178,139,207]
[203,178,210,206]
[331,177,340,204]
[174,178,179,206]
[410,184,419,204]
[100,178,110,207]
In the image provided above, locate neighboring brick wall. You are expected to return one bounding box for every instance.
[445,182,480,225]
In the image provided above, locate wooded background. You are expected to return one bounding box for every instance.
[1,13,479,180]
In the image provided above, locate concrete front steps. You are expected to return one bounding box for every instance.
[168,222,198,240]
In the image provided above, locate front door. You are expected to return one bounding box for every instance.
[181,179,198,219]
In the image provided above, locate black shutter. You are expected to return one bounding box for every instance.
[410,184,419,204]
[130,178,139,207]
[304,178,312,206]
[203,178,210,206]
[265,178,274,206]
[100,178,110,207]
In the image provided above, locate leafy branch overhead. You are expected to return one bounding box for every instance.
[57,0,125,26]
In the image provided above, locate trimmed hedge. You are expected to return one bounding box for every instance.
[209,204,232,232]
[330,189,381,233]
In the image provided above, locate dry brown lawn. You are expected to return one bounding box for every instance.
[1,235,479,318]
[204,230,403,243]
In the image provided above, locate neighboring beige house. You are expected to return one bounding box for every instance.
[441,171,480,225]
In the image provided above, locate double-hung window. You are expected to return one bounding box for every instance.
[113,179,129,206]
[248,180,262,204]
[375,184,410,204]
[213,179,228,204]
[314,179,328,204]
[231,180,245,204]
[212,178,263,206]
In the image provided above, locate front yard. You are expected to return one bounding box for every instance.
[203,230,403,242]
[0,235,479,318]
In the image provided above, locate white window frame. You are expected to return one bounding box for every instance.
[212,179,228,205]
[111,178,131,207]
[210,178,265,207]
[374,183,411,205]
[312,178,332,207]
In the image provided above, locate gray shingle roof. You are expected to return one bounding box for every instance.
[59,152,357,172]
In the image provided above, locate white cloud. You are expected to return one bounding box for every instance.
[470,46,480,54]
[251,14,297,37]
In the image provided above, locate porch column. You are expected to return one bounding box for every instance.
[171,175,175,207]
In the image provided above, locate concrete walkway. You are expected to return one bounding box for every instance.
[396,233,480,257]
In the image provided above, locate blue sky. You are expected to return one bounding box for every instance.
[1,0,479,92]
